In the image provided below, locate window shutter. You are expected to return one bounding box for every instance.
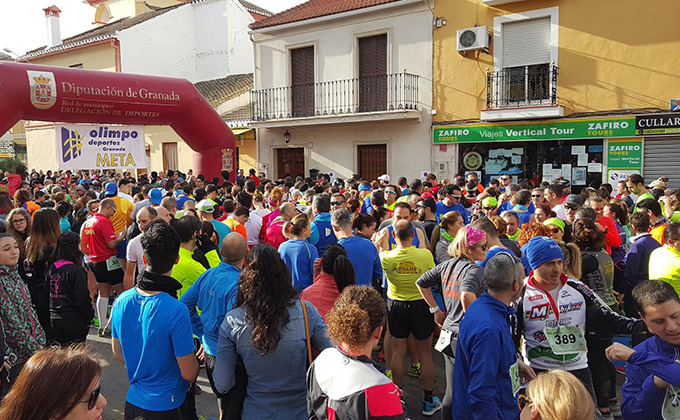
[502,17,551,68]
[359,34,387,77]
[291,47,314,85]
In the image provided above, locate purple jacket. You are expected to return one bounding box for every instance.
[622,233,661,294]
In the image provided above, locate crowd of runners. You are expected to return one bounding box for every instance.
[0,164,678,420]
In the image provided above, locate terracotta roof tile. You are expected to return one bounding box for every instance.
[239,0,272,17]
[250,0,403,30]
[194,73,253,107]
[221,103,252,125]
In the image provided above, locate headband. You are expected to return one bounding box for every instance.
[358,184,372,191]
[543,218,565,232]
[466,226,485,247]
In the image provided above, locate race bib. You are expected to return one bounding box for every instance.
[434,329,452,353]
[106,256,122,271]
[543,326,587,355]
[509,360,520,396]
[663,385,680,420]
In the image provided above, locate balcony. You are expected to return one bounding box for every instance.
[250,73,421,127]
[482,63,563,121]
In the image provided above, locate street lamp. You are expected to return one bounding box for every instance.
[283,130,291,144]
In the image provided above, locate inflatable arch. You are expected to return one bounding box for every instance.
[0,62,235,180]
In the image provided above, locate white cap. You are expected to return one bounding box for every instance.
[378,174,390,182]
[196,199,214,212]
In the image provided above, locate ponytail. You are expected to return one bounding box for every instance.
[321,243,356,293]
[283,213,309,239]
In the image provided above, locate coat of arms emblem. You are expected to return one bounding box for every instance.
[27,70,57,110]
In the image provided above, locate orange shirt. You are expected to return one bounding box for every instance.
[224,218,248,242]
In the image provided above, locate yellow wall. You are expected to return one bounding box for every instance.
[30,43,117,72]
[433,0,680,122]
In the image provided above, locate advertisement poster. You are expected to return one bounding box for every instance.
[608,169,640,185]
[55,124,146,170]
[607,138,642,170]
[572,167,587,185]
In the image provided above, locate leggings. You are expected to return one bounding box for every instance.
[587,337,617,408]
[441,339,456,420]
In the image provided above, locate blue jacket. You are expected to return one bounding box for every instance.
[279,239,319,293]
[622,233,661,294]
[435,201,471,225]
[179,262,240,356]
[453,292,520,420]
[308,213,337,256]
[338,236,383,287]
[621,335,680,420]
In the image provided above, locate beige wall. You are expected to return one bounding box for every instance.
[238,138,257,173]
[30,43,117,72]
[144,125,194,173]
[26,124,58,171]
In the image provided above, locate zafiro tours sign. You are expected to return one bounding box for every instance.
[56,123,146,170]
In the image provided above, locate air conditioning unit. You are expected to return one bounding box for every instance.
[457,26,490,52]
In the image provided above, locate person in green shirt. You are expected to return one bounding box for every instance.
[626,174,654,212]
[380,219,441,416]
[648,222,680,296]
[172,215,220,297]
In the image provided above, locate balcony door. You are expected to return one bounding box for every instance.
[359,34,387,112]
[277,148,305,178]
[500,17,551,106]
[358,144,386,182]
[291,47,315,117]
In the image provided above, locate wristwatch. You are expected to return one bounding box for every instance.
[429,306,440,314]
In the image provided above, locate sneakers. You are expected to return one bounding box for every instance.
[98,328,111,338]
[422,396,442,416]
[407,363,422,379]
[91,318,100,329]
[609,400,622,417]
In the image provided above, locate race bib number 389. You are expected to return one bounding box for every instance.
[543,326,587,355]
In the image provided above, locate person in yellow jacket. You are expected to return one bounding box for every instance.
[103,182,133,271]
[648,222,680,296]
[172,215,220,297]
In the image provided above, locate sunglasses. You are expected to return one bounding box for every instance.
[78,386,101,410]
[549,227,562,234]
[451,195,462,200]
[483,207,496,211]
[565,205,580,211]
[518,394,532,411]
[531,194,542,198]
[385,190,396,194]
[330,201,345,206]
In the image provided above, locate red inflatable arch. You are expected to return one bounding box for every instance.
[0,62,235,181]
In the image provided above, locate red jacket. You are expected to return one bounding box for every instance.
[7,174,22,197]
[598,215,622,255]
[299,272,340,321]
[264,217,288,250]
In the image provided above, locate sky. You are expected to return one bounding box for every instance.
[0,0,306,56]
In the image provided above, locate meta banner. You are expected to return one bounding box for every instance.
[56,124,146,171]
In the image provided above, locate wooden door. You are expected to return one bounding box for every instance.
[291,47,315,117]
[277,148,305,178]
[359,34,387,112]
[358,144,387,182]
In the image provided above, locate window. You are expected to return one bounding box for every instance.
[162,142,178,172]
[358,34,387,112]
[290,47,314,117]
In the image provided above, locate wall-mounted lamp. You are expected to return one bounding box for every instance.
[283,130,291,144]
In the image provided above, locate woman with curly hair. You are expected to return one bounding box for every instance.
[517,222,551,248]
[214,244,331,420]
[307,286,404,420]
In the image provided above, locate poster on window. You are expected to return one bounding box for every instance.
[55,124,146,170]
[572,167,587,185]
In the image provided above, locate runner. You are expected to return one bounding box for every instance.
[331,209,382,288]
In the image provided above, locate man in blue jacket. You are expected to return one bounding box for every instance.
[180,232,248,419]
[606,280,680,420]
[308,194,337,256]
[452,252,536,420]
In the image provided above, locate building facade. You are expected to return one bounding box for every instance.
[19,0,266,175]
[432,0,680,189]
[249,0,433,181]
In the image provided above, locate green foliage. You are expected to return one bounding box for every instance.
[0,157,24,174]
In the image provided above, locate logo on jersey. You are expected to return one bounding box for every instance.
[528,295,543,302]
[528,303,550,320]
[559,302,583,314]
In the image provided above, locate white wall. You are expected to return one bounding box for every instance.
[252,0,433,108]
[118,0,254,83]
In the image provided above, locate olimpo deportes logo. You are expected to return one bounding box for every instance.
[60,127,83,163]
[27,70,57,110]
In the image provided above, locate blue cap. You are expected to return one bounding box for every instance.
[149,188,163,205]
[358,184,372,191]
[177,177,185,182]
[104,182,117,196]
[521,236,564,270]
[176,196,195,210]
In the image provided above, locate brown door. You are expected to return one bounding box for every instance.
[277,148,305,178]
[358,144,387,182]
[291,47,315,117]
[359,34,387,112]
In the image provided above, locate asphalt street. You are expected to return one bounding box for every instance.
[88,327,446,420]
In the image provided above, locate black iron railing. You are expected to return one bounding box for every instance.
[251,73,419,121]
[486,63,557,109]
